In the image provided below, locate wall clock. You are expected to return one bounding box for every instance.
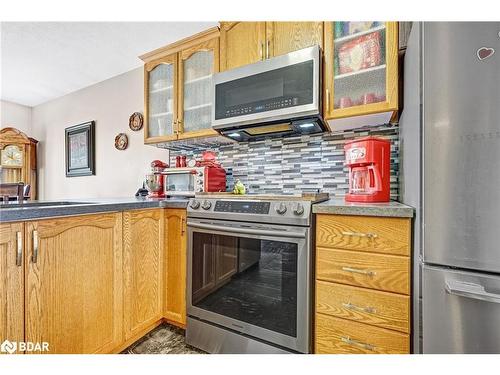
[1,145,23,167]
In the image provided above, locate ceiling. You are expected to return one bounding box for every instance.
[1,22,218,107]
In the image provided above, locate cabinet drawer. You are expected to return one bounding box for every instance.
[316,281,410,333]
[315,314,410,354]
[316,247,410,294]
[316,214,410,256]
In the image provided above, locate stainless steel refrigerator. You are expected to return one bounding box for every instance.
[400,22,500,353]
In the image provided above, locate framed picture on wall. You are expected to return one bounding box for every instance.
[65,121,95,177]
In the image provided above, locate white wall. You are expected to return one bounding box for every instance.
[31,68,169,200]
[1,100,32,134]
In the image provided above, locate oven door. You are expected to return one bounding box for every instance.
[187,218,311,353]
[164,170,197,196]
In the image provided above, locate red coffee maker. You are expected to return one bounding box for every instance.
[344,137,390,203]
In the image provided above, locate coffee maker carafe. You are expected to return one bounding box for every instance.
[344,137,390,203]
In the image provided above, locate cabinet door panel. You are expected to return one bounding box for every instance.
[315,314,409,354]
[164,209,187,326]
[324,22,398,121]
[144,54,178,142]
[25,214,123,354]
[220,22,266,71]
[123,209,164,340]
[178,37,219,139]
[0,222,24,352]
[267,22,323,57]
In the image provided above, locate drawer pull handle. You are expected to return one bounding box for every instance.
[342,302,376,314]
[342,266,376,276]
[342,231,378,239]
[341,336,375,351]
[16,231,23,267]
[32,230,39,264]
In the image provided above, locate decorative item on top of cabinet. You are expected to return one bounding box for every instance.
[163,208,187,327]
[323,22,399,130]
[220,22,324,72]
[0,222,24,352]
[123,209,164,340]
[24,213,123,354]
[140,27,219,144]
[0,127,38,199]
[315,213,411,354]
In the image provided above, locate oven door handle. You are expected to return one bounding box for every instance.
[187,222,306,239]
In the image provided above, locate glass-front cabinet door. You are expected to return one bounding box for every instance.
[144,54,178,143]
[177,38,219,140]
[324,22,398,121]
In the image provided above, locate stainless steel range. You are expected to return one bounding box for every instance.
[186,193,326,353]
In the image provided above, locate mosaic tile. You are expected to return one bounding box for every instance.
[171,124,400,199]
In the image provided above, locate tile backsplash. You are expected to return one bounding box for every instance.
[170,124,400,200]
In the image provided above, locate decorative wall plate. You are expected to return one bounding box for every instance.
[115,133,128,150]
[129,112,144,131]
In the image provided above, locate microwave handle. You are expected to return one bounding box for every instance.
[162,169,197,175]
[187,221,306,239]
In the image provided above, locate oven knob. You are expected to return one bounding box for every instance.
[201,200,212,210]
[293,203,304,216]
[190,200,200,209]
[198,172,203,177]
[275,202,287,215]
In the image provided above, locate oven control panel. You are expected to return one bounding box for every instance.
[214,200,270,214]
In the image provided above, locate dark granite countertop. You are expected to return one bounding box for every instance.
[0,197,190,223]
[312,198,414,218]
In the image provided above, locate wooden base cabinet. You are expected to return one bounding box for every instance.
[1,207,189,353]
[0,222,24,352]
[163,209,187,327]
[24,213,123,354]
[315,214,412,354]
[123,209,164,340]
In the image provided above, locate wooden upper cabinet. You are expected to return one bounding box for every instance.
[0,222,24,352]
[220,22,266,71]
[163,209,187,327]
[177,37,219,140]
[266,22,324,58]
[24,213,123,354]
[323,22,399,125]
[141,27,220,144]
[123,209,164,340]
[144,53,178,143]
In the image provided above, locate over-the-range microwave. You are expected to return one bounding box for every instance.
[212,45,326,141]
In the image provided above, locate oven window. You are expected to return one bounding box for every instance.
[165,174,194,192]
[191,232,298,337]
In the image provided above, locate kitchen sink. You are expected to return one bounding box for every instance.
[0,201,96,209]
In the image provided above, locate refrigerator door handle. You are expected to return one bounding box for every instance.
[445,279,500,304]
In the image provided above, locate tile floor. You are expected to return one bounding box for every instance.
[122,323,205,354]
